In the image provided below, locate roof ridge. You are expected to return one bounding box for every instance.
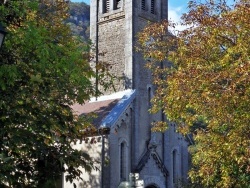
[99,90,136,128]
[89,89,134,103]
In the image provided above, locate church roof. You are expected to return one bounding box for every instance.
[71,89,135,129]
[100,89,135,128]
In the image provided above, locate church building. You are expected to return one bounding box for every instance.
[63,0,189,187]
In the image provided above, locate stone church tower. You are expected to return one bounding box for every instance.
[63,1,189,188]
[90,0,168,93]
[90,0,189,187]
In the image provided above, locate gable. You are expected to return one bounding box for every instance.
[71,89,135,134]
[139,154,167,187]
[135,147,168,178]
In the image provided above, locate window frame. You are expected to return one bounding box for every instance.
[119,138,128,182]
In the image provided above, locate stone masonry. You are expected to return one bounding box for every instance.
[64,1,191,187]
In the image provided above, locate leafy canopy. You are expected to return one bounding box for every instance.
[137,0,250,187]
[0,0,98,187]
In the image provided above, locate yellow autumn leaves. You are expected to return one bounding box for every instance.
[137,0,250,187]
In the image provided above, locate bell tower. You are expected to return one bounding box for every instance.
[90,0,168,93]
[89,1,189,188]
[90,0,132,93]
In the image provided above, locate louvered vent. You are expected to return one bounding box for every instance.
[151,0,155,14]
[115,0,122,10]
[141,0,146,10]
[104,0,110,13]
[106,0,110,11]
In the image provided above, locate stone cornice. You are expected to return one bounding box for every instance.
[98,12,125,24]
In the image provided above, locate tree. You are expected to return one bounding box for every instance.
[0,0,98,187]
[137,0,250,187]
[66,2,90,40]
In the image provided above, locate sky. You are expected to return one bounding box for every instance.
[70,0,190,25]
[70,0,236,24]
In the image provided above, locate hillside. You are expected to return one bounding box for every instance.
[66,2,90,41]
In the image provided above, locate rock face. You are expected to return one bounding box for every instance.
[63,1,190,188]
[66,2,90,40]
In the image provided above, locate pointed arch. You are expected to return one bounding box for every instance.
[144,176,166,188]
[147,85,153,109]
[171,147,181,186]
[172,149,177,184]
[119,138,129,181]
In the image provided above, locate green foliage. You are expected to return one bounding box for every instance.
[0,0,97,187]
[137,0,250,187]
[66,2,90,41]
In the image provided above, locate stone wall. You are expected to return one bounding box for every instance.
[98,12,126,94]
[88,1,190,188]
[108,106,133,188]
[90,1,132,95]
[63,137,105,188]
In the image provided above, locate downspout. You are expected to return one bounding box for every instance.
[132,0,135,90]
[161,59,165,181]
[161,0,167,184]
[131,0,136,172]
[96,2,102,187]
[101,134,105,188]
[130,107,133,173]
[95,0,99,100]
[99,128,110,188]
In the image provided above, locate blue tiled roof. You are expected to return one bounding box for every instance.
[99,90,136,128]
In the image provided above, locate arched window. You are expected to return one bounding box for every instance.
[172,149,177,185]
[148,87,153,108]
[120,141,127,181]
